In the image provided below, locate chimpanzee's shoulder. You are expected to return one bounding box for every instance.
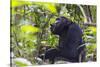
[69,22,77,28]
[68,22,81,31]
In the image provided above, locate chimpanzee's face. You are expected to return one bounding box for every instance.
[50,16,69,35]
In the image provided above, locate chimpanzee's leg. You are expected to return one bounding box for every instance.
[45,48,60,64]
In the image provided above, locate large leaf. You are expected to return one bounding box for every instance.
[44,3,57,13]
[11,0,32,7]
[21,25,40,33]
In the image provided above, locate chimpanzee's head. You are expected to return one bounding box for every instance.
[50,16,71,35]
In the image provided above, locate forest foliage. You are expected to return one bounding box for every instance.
[11,0,96,66]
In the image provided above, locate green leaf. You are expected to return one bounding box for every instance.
[85,26,96,36]
[88,27,96,36]
[21,25,40,33]
[15,61,27,67]
[11,0,32,7]
[88,27,96,33]
[86,43,96,54]
[44,3,57,13]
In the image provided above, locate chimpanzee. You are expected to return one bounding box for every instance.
[39,16,86,63]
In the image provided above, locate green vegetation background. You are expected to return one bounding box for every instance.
[11,0,96,66]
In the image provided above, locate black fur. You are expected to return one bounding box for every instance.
[42,16,85,63]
